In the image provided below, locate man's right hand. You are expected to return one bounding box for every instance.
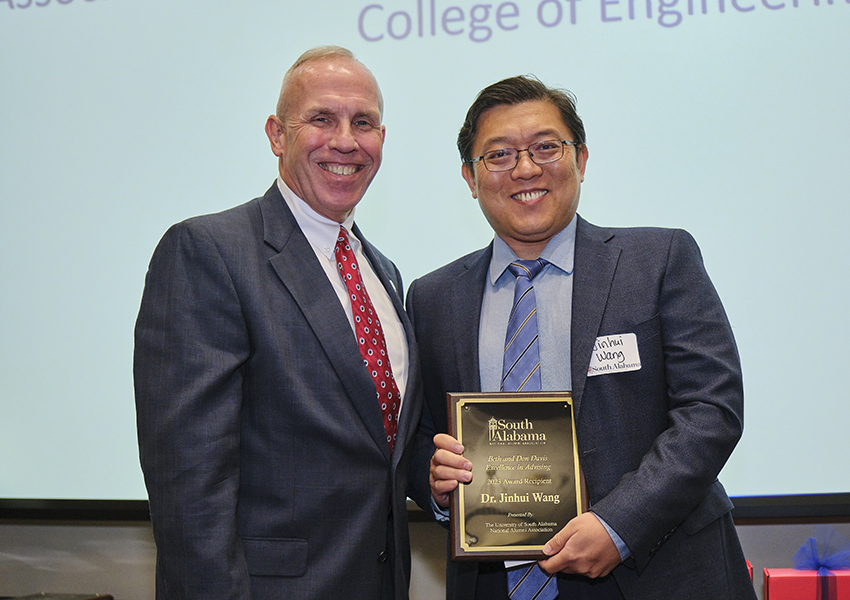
[430,433,473,507]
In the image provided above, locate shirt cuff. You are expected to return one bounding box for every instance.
[592,512,632,562]
[430,495,449,522]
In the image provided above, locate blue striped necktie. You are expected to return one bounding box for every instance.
[502,258,558,600]
[501,259,547,393]
[508,563,557,600]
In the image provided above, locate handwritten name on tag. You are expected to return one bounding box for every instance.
[587,333,641,377]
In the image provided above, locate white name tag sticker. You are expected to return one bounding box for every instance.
[587,333,641,377]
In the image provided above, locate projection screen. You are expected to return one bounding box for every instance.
[0,0,848,504]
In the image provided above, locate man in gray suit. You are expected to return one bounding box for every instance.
[134,46,421,600]
[405,76,755,599]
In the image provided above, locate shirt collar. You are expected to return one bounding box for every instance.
[489,215,577,285]
[276,177,357,258]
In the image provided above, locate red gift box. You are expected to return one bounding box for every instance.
[747,560,753,581]
[764,568,850,600]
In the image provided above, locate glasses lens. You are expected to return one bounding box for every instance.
[529,141,564,164]
[483,148,518,171]
[481,142,566,171]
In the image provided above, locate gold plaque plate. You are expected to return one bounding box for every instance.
[448,392,584,560]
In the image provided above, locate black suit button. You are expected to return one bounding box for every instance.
[377,550,389,563]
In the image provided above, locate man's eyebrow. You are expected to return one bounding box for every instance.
[480,129,563,149]
[352,108,382,121]
[301,105,381,124]
[303,105,334,117]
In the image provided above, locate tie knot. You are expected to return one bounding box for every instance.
[508,259,547,281]
[336,226,350,247]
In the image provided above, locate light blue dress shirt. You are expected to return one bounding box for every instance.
[479,216,631,563]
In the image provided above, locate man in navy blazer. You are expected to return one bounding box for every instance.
[134,46,421,600]
[405,76,755,599]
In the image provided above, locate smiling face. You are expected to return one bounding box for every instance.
[265,56,385,222]
[462,100,588,259]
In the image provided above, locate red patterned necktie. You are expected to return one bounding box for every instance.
[334,226,400,454]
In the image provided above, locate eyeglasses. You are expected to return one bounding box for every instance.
[469,140,579,172]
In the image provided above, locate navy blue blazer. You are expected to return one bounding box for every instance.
[405,216,755,600]
[135,183,423,600]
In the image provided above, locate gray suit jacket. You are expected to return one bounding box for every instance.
[135,183,423,600]
[406,216,755,600]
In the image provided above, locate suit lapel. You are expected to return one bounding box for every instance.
[259,186,391,459]
[570,216,621,419]
[449,246,492,393]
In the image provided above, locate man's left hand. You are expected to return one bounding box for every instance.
[538,512,621,579]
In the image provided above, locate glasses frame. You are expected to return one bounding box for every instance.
[468,140,580,172]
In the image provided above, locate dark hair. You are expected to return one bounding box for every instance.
[457,75,586,164]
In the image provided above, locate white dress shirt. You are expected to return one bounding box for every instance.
[276,178,408,405]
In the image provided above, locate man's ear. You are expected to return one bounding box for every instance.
[265,115,285,157]
[461,162,478,199]
[577,144,589,182]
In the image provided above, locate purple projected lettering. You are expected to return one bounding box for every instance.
[359,0,522,41]
[537,0,580,25]
[356,0,847,34]
[3,0,97,7]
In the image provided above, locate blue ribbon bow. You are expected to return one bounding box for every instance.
[792,527,850,600]
[793,527,850,574]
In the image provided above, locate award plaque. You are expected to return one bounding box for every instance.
[448,392,584,561]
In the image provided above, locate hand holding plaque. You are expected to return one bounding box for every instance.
[447,392,585,561]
